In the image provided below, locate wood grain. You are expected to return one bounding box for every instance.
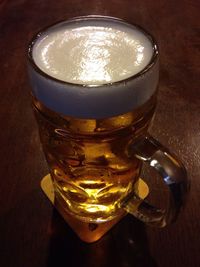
[0,1,199,266]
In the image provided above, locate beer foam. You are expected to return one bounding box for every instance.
[33,19,153,85]
[29,16,159,118]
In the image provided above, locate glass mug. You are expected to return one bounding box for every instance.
[28,16,188,239]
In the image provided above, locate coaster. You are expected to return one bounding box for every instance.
[41,174,149,243]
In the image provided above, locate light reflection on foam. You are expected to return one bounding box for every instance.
[41,40,55,71]
[78,29,112,83]
[33,24,153,85]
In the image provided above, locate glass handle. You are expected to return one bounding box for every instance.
[122,135,189,227]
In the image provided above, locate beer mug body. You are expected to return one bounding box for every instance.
[33,94,156,223]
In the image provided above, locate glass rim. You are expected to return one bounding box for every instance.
[28,15,159,88]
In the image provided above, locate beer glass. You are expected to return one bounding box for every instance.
[28,16,188,233]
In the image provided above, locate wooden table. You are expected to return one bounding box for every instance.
[0,1,199,266]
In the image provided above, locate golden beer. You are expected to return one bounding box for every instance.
[33,94,156,222]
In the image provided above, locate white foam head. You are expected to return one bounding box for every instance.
[28,16,159,118]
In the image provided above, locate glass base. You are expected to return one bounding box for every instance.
[41,174,149,243]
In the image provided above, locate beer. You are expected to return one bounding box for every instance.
[34,95,156,222]
[28,16,158,223]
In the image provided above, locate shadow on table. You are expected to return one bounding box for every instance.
[46,209,158,267]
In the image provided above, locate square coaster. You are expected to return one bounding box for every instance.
[41,174,149,243]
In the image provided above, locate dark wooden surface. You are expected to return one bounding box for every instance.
[0,1,199,266]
